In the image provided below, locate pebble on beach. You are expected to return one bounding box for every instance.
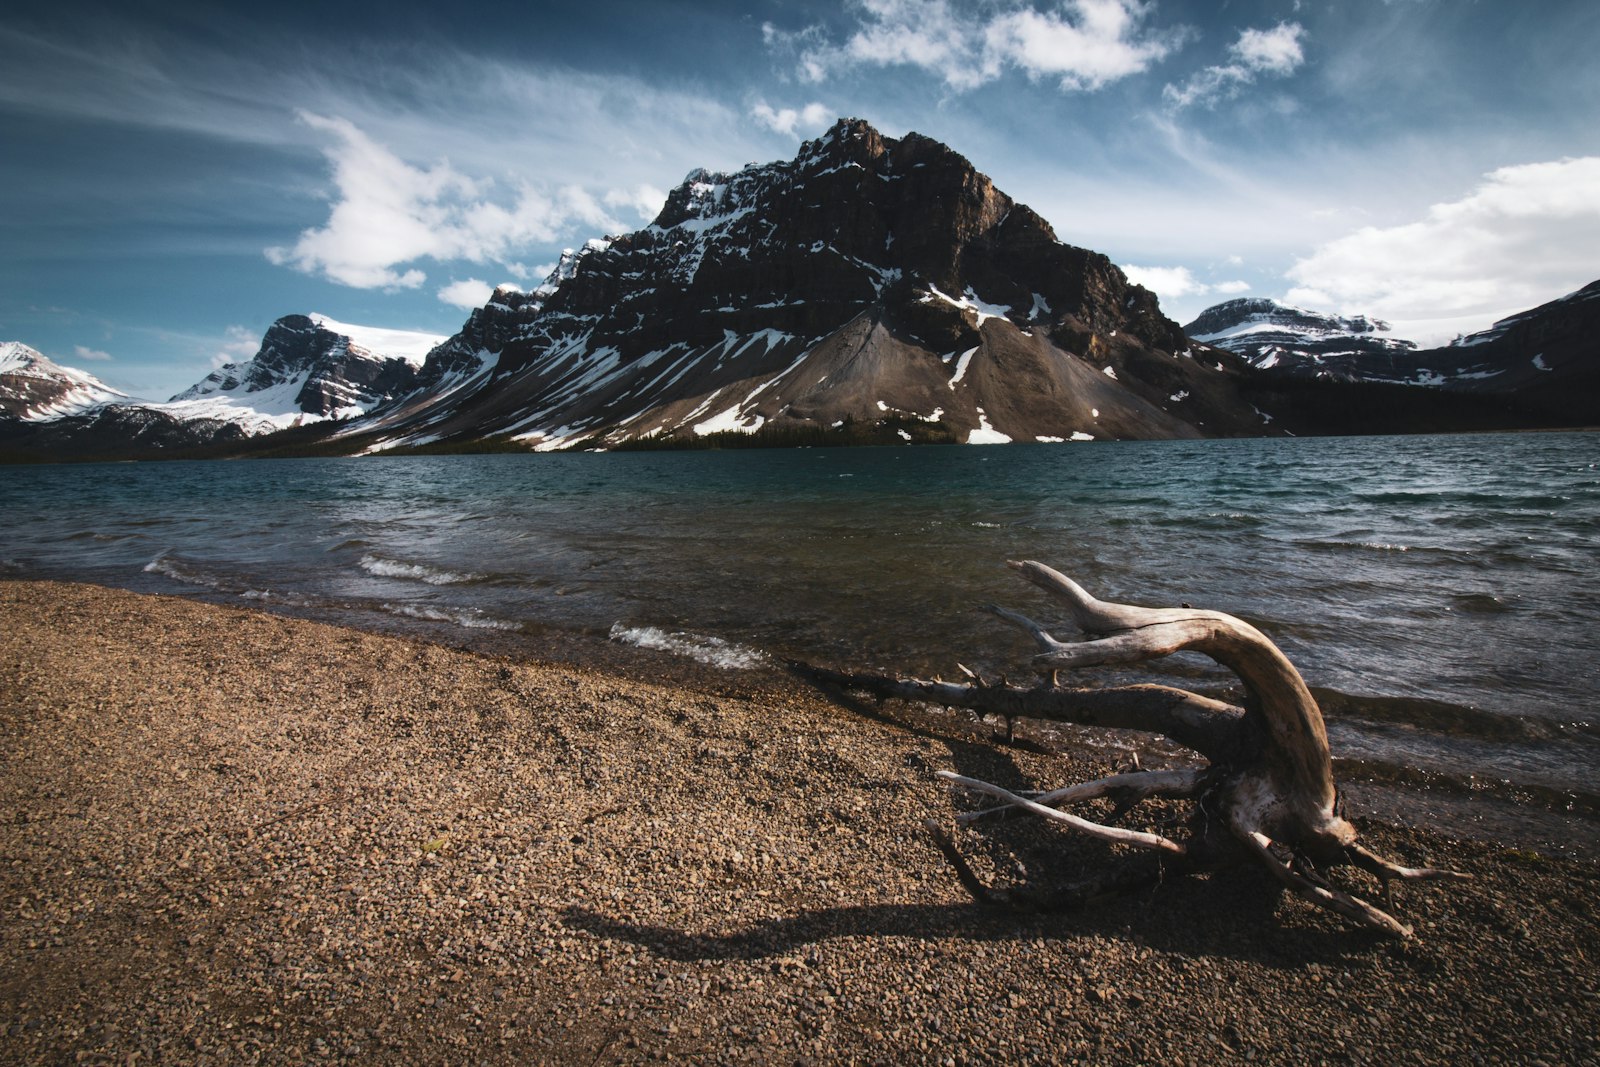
[1,581,1595,1064]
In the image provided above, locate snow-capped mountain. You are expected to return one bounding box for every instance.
[163,314,445,434]
[2,316,449,458]
[0,342,128,420]
[343,118,1271,451]
[1188,284,1599,405]
[1184,299,1418,375]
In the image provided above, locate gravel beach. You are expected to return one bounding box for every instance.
[2,581,1595,1064]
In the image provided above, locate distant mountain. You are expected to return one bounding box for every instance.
[0,342,128,421]
[340,118,1271,451]
[1184,299,1417,375]
[164,314,445,434]
[1229,280,1600,433]
[0,316,445,460]
[1442,280,1600,392]
[1186,286,1600,402]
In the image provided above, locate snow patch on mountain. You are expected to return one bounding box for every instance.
[922,284,1012,326]
[150,376,330,435]
[307,315,446,367]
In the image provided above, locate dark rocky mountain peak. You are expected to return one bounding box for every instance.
[356,116,1257,450]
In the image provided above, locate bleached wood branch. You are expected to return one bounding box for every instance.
[955,768,1205,825]
[936,771,1187,854]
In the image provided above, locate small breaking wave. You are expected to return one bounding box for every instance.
[380,602,520,631]
[608,623,766,670]
[144,553,277,600]
[239,589,315,607]
[360,554,483,586]
[144,553,226,590]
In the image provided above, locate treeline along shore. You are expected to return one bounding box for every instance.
[1,581,1595,1063]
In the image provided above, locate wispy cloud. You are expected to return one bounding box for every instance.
[0,24,296,147]
[1164,22,1306,109]
[73,344,113,362]
[603,184,669,223]
[1122,264,1251,301]
[751,101,834,138]
[1286,156,1600,340]
[264,112,621,290]
[0,19,752,256]
[772,0,1186,93]
[211,325,260,370]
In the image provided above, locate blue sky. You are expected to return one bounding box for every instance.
[3,0,1597,400]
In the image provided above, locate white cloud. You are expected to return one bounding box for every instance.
[437,278,493,310]
[751,101,834,138]
[211,325,259,370]
[604,184,669,222]
[1164,22,1305,109]
[1123,264,1207,297]
[982,1,1184,90]
[1122,265,1253,307]
[73,344,113,362]
[786,0,1183,93]
[1232,23,1306,75]
[265,112,621,290]
[1285,156,1600,342]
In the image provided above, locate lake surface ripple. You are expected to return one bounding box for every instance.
[5,432,1596,853]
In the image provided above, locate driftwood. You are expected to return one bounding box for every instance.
[804,561,1468,937]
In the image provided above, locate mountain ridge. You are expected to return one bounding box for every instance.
[338,117,1266,451]
[1188,282,1600,404]
[6,119,1597,460]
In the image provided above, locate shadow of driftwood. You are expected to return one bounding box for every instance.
[561,856,1385,970]
[577,663,1390,970]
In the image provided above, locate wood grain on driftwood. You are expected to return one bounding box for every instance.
[803,561,1468,937]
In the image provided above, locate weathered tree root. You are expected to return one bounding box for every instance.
[804,561,1470,938]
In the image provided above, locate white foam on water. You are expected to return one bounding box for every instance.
[360,555,483,585]
[381,603,520,631]
[608,623,766,670]
[144,553,223,589]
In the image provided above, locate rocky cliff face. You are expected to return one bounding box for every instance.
[352,118,1269,450]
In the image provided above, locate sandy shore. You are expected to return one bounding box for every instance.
[2,581,1595,1064]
